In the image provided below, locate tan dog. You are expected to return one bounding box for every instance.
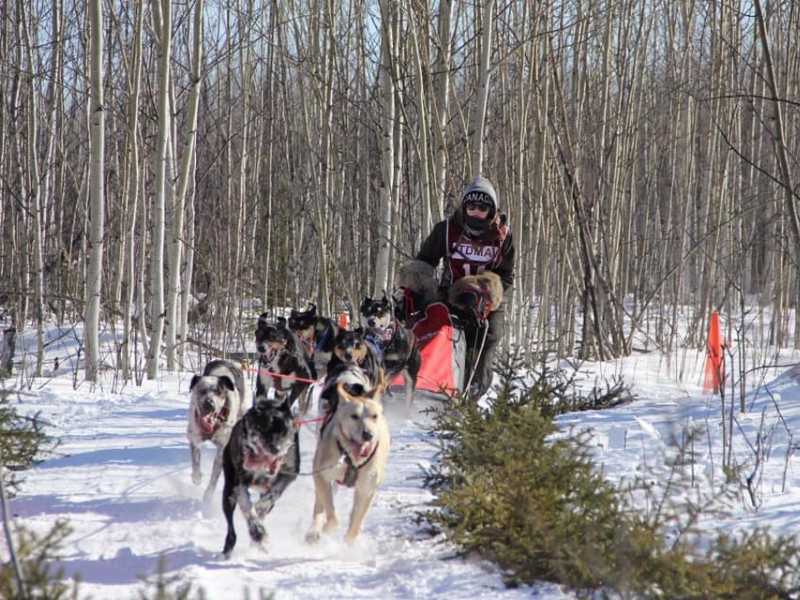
[305,371,390,545]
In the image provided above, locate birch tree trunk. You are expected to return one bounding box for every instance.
[19,0,47,376]
[166,0,203,371]
[753,0,800,255]
[85,0,105,381]
[147,0,173,379]
[470,0,494,176]
[118,0,145,380]
[374,0,397,297]
[409,8,432,240]
[431,0,454,216]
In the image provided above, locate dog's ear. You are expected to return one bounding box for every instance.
[337,379,365,402]
[256,312,270,333]
[359,297,371,313]
[217,375,236,393]
[277,316,287,328]
[190,374,201,390]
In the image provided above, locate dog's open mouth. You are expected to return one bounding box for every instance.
[375,326,393,342]
[243,447,285,475]
[348,439,374,460]
[194,408,220,435]
[259,345,280,365]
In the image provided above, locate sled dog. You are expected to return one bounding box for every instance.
[305,374,390,544]
[254,313,316,417]
[318,326,383,416]
[287,303,341,378]
[220,396,298,557]
[360,294,421,414]
[188,359,250,503]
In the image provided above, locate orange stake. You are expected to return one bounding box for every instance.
[703,311,724,395]
[338,313,349,330]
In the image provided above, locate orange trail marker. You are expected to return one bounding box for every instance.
[339,313,349,330]
[703,311,724,395]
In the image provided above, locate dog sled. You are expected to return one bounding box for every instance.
[398,301,467,401]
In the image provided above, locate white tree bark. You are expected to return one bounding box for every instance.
[19,0,47,377]
[166,0,204,371]
[431,0,454,217]
[147,0,173,379]
[85,0,105,382]
[119,0,145,380]
[470,0,494,176]
[374,0,397,297]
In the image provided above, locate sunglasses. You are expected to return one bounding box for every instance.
[464,201,490,212]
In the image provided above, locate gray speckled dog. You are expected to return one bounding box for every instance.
[187,359,250,503]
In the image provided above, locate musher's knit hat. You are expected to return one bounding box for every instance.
[461,176,498,219]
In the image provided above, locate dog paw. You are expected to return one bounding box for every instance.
[322,517,339,534]
[248,521,266,543]
[343,532,361,545]
[304,530,321,545]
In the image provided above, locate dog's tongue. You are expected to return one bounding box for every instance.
[356,441,373,459]
[195,410,217,435]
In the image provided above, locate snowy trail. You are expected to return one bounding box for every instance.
[15,376,568,599]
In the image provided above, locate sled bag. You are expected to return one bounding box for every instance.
[410,302,465,397]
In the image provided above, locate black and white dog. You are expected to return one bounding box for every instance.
[287,303,341,378]
[319,327,383,417]
[360,294,422,414]
[187,359,250,503]
[220,396,298,557]
[254,313,317,417]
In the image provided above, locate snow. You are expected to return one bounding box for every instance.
[5,324,800,599]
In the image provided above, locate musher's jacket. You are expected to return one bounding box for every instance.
[416,213,515,292]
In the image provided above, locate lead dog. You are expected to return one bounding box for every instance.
[220,396,298,557]
[255,313,317,417]
[305,373,390,545]
[188,359,250,503]
[360,294,422,415]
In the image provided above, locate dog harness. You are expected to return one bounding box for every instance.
[367,321,418,364]
[335,438,380,488]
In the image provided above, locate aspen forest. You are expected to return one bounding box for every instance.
[1,0,799,382]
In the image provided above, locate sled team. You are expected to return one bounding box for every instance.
[186,176,515,557]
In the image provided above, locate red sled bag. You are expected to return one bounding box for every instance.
[409,302,466,398]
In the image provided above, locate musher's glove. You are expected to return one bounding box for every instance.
[455,287,491,324]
